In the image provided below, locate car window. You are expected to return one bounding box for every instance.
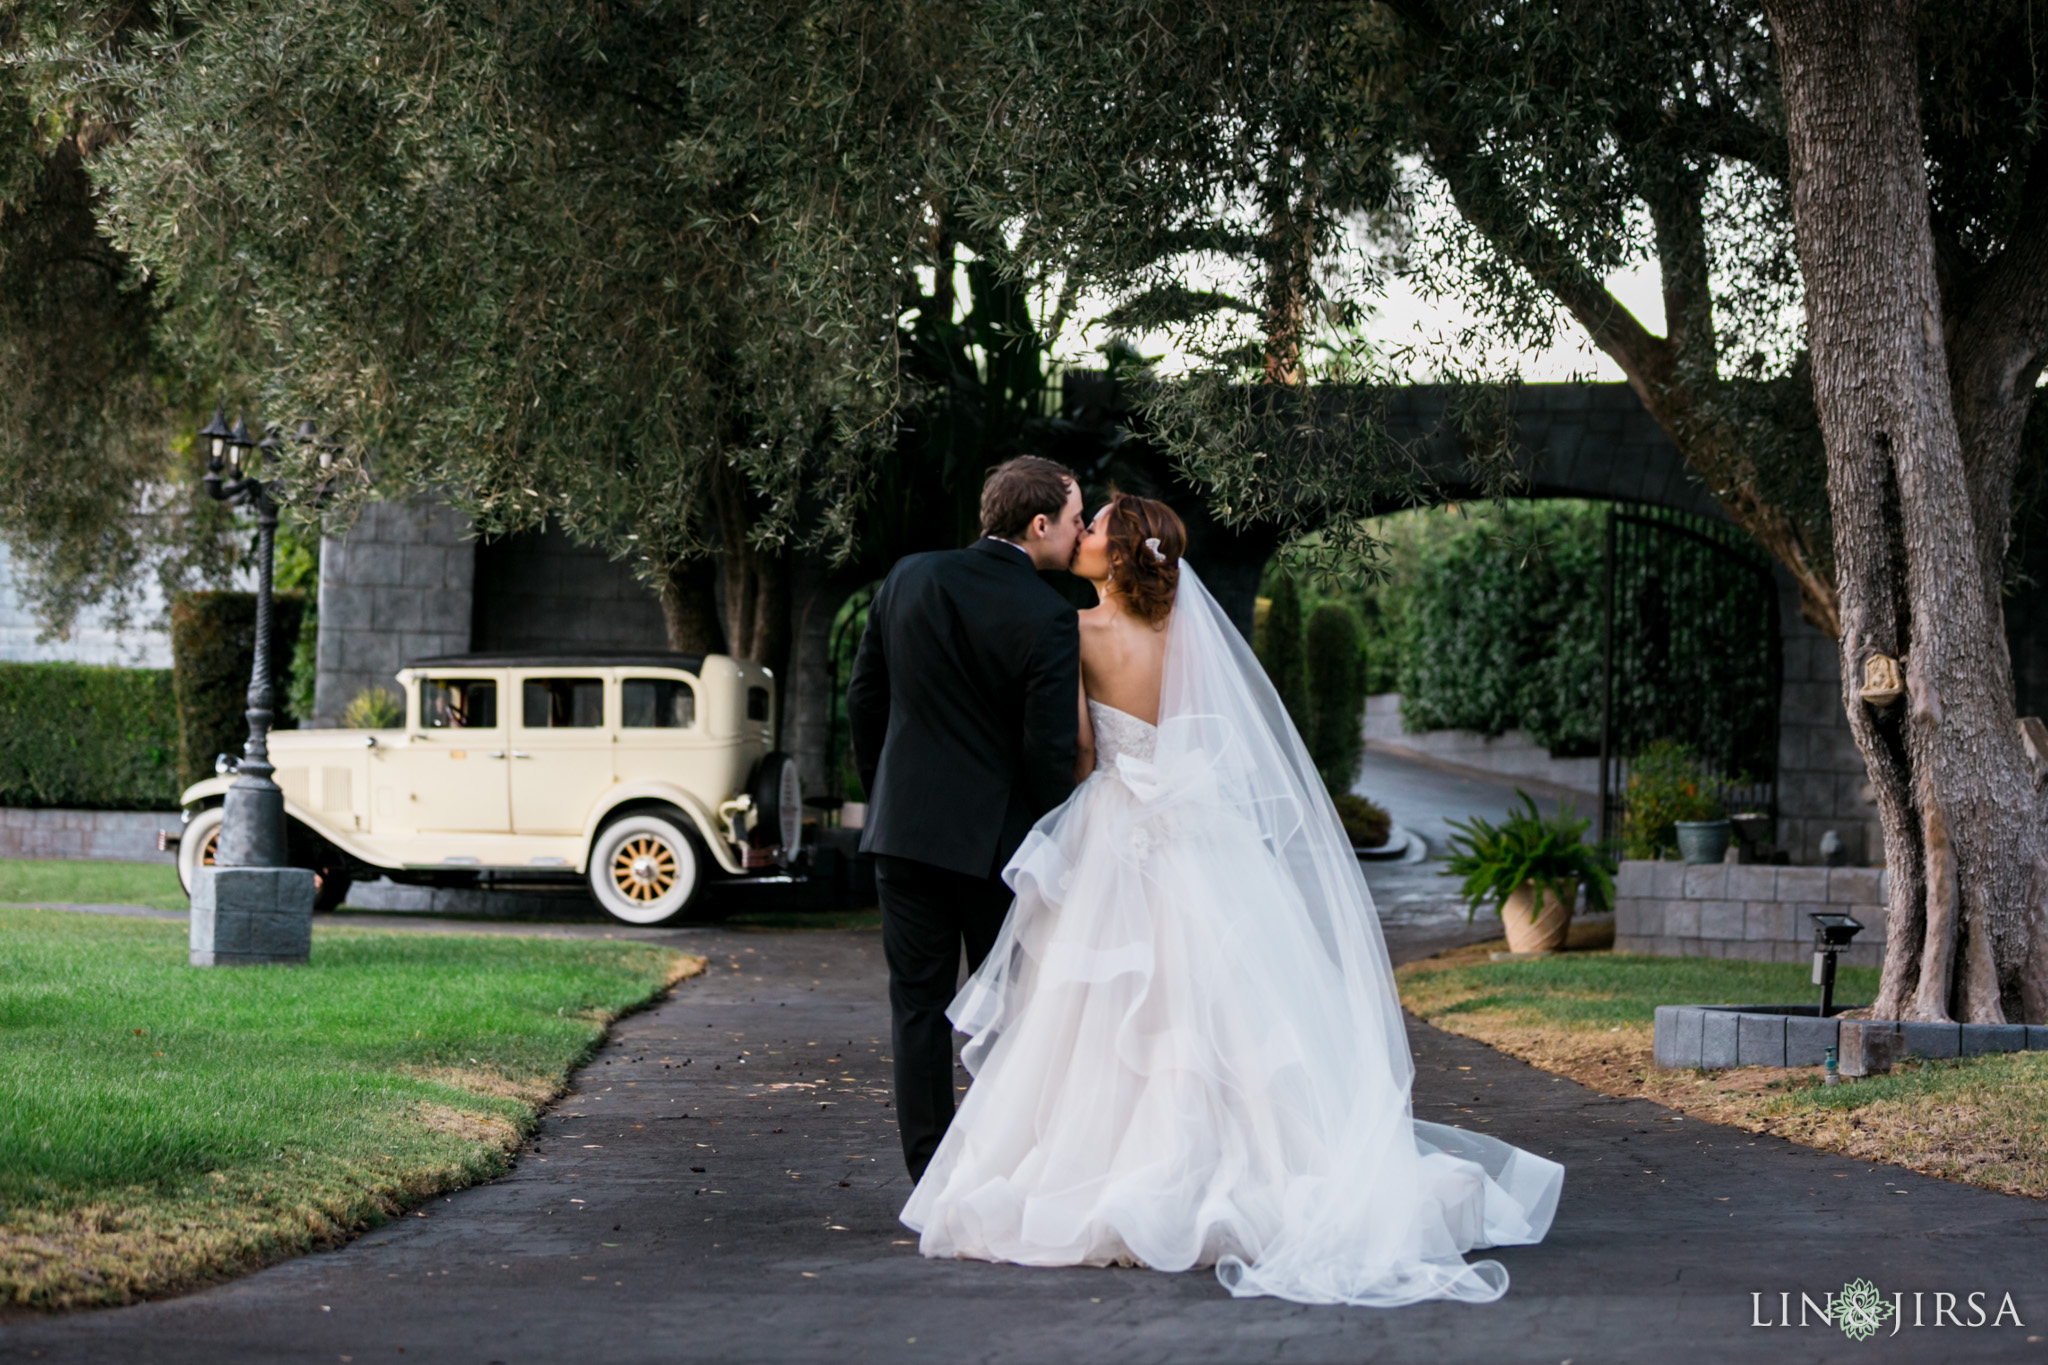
[621,677,696,729]
[422,678,497,729]
[522,677,605,728]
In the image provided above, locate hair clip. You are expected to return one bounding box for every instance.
[1143,537,1167,564]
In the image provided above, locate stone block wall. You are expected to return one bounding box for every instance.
[0,542,173,667]
[1362,694,1599,796]
[312,500,476,726]
[469,521,668,652]
[1613,860,1886,968]
[1771,570,1881,867]
[0,807,180,863]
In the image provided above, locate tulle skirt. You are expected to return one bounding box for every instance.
[898,764,1563,1307]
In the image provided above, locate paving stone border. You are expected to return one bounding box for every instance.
[1653,1003,2048,1070]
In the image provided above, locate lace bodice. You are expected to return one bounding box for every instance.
[1088,699,1157,769]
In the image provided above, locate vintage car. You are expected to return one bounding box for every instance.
[173,652,803,925]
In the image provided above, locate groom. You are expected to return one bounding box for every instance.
[846,455,1086,1180]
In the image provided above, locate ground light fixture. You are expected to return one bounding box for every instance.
[1809,912,1864,1019]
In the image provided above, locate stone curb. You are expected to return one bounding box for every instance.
[1653,1004,2048,1071]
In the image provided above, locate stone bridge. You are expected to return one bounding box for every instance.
[307,383,2043,869]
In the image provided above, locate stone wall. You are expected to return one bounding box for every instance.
[1613,859,1887,968]
[1771,569,1880,866]
[312,500,476,726]
[0,542,173,668]
[0,807,180,863]
[1362,694,1599,795]
[470,521,669,653]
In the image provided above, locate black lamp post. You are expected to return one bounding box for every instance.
[199,405,289,869]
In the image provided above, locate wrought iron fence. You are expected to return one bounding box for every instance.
[1597,504,1781,846]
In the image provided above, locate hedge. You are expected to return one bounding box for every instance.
[1393,502,1606,756]
[0,663,180,810]
[170,591,308,792]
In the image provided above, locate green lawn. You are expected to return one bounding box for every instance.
[0,858,186,912]
[1399,945,2048,1201]
[1398,948,1881,1029]
[0,906,694,1308]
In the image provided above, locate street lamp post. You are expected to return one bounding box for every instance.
[188,406,317,967]
[199,407,289,868]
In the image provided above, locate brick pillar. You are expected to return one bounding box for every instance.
[310,499,475,727]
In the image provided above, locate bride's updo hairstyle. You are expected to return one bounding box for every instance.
[1104,494,1188,625]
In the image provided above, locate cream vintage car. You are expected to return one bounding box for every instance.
[173,652,803,925]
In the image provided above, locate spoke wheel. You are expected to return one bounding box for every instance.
[612,836,680,903]
[588,812,704,925]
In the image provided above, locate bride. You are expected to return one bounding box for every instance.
[898,493,1563,1307]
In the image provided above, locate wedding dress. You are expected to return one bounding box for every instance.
[898,564,1563,1306]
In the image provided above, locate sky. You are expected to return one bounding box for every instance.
[1040,257,1671,384]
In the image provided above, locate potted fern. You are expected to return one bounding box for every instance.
[1443,793,1616,954]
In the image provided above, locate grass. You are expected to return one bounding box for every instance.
[1398,937,2048,1200]
[0,905,702,1309]
[0,859,186,912]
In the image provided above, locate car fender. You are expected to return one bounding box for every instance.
[178,776,388,868]
[178,776,236,808]
[584,783,740,875]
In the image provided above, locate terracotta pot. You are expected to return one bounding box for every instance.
[1499,880,1575,954]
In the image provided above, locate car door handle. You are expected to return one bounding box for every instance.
[485,750,506,759]
[511,751,533,759]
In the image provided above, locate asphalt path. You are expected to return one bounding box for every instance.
[6,911,2048,1365]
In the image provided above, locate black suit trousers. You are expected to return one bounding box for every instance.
[874,853,1014,1181]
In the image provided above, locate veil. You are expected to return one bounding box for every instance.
[939,563,1561,1307]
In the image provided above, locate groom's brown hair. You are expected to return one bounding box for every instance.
[979,456,1077,541]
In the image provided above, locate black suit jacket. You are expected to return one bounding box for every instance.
[846,539,1081,878]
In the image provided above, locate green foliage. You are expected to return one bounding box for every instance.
[0,904,681,1308]
[1256,572,1311,736]
[285,595,318,725]
[1395,502,1605,755]
[45,0,1011,594]
[1622,740,1726,861]
[1443,792,1615,922]
[1331,792,1392,849]
[339,687,403,731]
[0,663,178,809]
[1305,601,1366,793]
[168,591,307,791]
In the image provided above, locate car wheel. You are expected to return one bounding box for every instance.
[749,751,804,865]
[176,805,225,898]
[588,811,705,925]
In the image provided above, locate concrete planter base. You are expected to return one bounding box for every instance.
[1654,1003,2048,1071]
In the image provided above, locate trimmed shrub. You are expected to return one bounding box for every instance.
[1395,502,1605,755]
[1332,792,1392,849]
[1305,602,1367,793]
[0,663,180,810]
[1257,572,1311,738]
[170,591,307,792]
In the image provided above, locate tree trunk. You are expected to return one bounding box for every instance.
[710,456,791,681]
[657,555,725,656]
[1765,0,2048,1023]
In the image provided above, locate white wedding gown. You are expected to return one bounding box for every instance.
[898,565,1562,1306]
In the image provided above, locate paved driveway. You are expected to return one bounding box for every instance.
[4,921,2046,1364]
